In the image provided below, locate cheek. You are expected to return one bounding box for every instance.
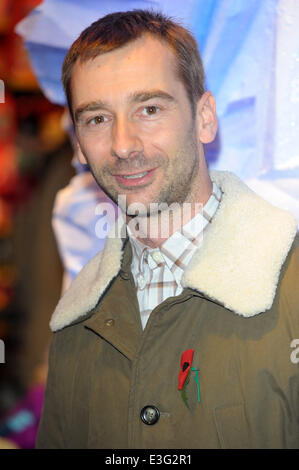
[146,124,177,153]
[151,117,188,148]
[78,131,110,161]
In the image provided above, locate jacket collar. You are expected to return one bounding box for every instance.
[50,171,297,332]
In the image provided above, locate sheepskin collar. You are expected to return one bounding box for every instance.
[50,171,297,332]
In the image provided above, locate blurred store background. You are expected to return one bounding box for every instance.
[0,0,74,449]
[0,0,298,449]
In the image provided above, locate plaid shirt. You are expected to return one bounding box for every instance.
[128,182,222,329]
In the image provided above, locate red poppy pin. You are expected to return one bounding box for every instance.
[178,349,200,409]
[178,349,194,390]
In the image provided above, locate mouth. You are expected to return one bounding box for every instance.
[113,168,156,187]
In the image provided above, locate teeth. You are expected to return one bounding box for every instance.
[122,171,148,179]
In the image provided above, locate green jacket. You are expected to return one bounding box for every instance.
[36,171,299,449]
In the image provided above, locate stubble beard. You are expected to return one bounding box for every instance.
[82,126,200,220]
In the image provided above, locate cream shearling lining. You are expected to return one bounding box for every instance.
[50,171,297,332]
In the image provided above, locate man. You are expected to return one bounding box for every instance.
[36,10,298,449]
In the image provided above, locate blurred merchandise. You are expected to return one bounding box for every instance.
[4,33,39,91]
[0,144,21,198]
[0,0,13,34]
[0,0,42,90]
[0,199,13,239]
[0,1,72,441]
[0,0,42,35]
[0,341,48,449]
[0,383,44,449]
[0,436,19,449]
[0,92,16,142]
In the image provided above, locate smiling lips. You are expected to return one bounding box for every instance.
[114,168,156,187]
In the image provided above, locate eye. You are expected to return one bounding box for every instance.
[88,115,108,125]
[141,106,160,116]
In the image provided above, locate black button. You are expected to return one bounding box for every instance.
[140,405,160,425]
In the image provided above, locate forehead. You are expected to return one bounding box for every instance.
[71,34,184,108]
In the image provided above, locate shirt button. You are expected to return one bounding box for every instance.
[152,251,164,264]
[140,405,160,425]
[104,319,114,327]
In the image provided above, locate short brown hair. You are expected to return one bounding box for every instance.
[62,9,205,119]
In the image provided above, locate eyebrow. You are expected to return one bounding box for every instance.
[74,89,176,123]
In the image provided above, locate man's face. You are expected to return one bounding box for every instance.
[71,34,204,215]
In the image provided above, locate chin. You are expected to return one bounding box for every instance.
[125,201,151,218]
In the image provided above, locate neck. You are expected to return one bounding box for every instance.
[126,174,213,249]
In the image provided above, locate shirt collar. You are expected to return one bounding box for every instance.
[128,182,222,275]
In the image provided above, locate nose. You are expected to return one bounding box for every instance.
[111,117,143,159]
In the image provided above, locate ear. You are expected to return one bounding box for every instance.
[196,91,218,144]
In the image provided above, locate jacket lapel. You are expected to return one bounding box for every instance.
[50,225,125,332]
